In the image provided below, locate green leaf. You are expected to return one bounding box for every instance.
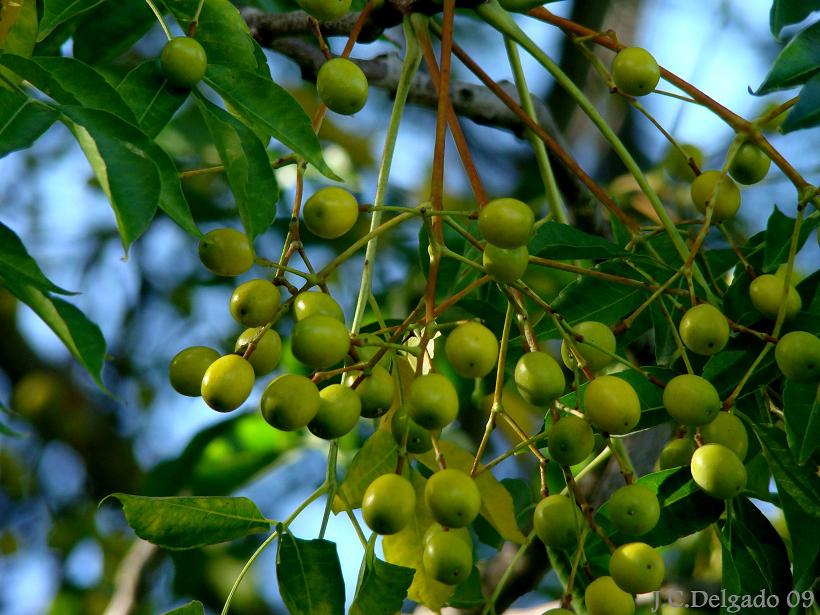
[0,0,38,57]
[777,481,820,600]
[117,60,189,138]
[0,222,73,294]
[0,276,106,387]
[782,72,820,132]
[0,54,135,122]
[595,467,724,547]
[107,493,270,550]
[332,429,398,513]
[0,88,58,158]
[39,0,106,41]
[161,601,204,615]
[197,95,278,239]
[719,498,792,613]
[73,0,155,66]
[446,567,485,609]
[350,536,415,615]
[758,21,820,93]
[205,65,338,180]
[276,533,345,615]
[763,206,820,271]
[783,381,820,465]
[770,0,820,37]
[530,222,630,260]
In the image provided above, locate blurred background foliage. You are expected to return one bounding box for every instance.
[0,0,818,614]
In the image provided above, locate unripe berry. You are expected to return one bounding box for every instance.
[690,171,741,222]
[317,58,368,115]
[478,198,534,248]
[585,576,635,615]
[362,473,415,535]
[679,304,729,356]
[611,47,660,97]
[775,331,820,383]
[346,365,395,418]
[700,412,749,461]
[235,328,282,376]
[609,542,665,594]
[548,415,595,465]
[201,354,255,412]
[160,37,207,89]
[608,484,660,536]
[658,438,694,469]
[663,374,720,426]
[423,531,472,585]
[230,279,280,327]
[303,186,359,239]
[444,321,499,378]
[169,346,220,396]
[293,291,345,322]
[729,143,771,185]
[583,375,641,435]
[749,274,802,320]
[308,384,361,439]
[533,495,580,550]
[514,351,566,406]
[561,321,616,372]
[691,443,747,499]
[291,314,350,368]
[260,374,320,431]
[198,228,254,276]
[483,244,529,283]
[407,373,459,429]
[425,469,481,528]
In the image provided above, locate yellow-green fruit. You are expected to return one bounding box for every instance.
[201,355,255,412]
[346,365,395,418]
[230,280,280,327]
[362,473,415,535]
[308,384,361,439]
[749,274,802,320]
[478,198,534,248]
[585,576,635,615]
[407,373,459,429]
[548,415,594,465]
[611,47,660,96]
[609,542,665,594]
[291,314,350,368]
[260,374,320,431]
[160,37,207,89]
[543,610,575,615]
[700,412,748,461]
[354,334,392,369]
[169,346,220,396]
[297,0,351,21]
[303,186,359,239]
[583,375,641,435]
[422,523,472,549]
[423,531,473,585]
[729,143,771,185]
[608,484,660,536]
[679,304,729,356]
[663,374,720,426]
[292,291,344,323]
[317,58,368,115]
[691,443,747,499]
[483,244,529,283]
[391,409,434,453]
[775,331,820,383]
[514,351,565,406]
[235,328,282,376]
[425,469,481,528]
[445,321,499,378]
[198,228,254,276]
[561,321,616,372]
[690,171,741,222]
[663,143,705,181]
[658,438,694,469]
[533,495,580,550]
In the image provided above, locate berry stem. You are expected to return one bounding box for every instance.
[144,0,173,40]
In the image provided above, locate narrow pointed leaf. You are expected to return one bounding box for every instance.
[73,0,155,65]
[0,222,73,294]
[758,21,820,93]
[107,493,271,550]
[782,73,820,132]
[276,533,345,615]
[530,221,630,259]
[783,381,820,465]
[770,0,820,38]
[39,0,106,41]
[763,206,820,271]
[117,60,189,138]
[0,88,58,158]
[162,601,204,615]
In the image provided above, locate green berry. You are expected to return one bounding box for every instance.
[303,186,359,239]
[663,144,705,182]
[444,321,499,378]
[679,304,729,356]
[297,0,351,21]
[690,171,741,222]
[608,484,660,536]
[160,37,207,89]
[308,384,361,439]
[391,409,434,453]
[483,244,529,283]
[729,143,771,185]
[317,58,368,115]
[423,531,473,585]
[561,321,616,372]
[658,438,694,469]
[291,314,350,368]
[514,351,566,406]
[230,279,280,327]
[201,354,255,412]
[353,334,392,369]
[585,576,635,615]
[169,346,220,396]
[422,523,472,549]
[292,291,345,323]
[198,228,254,276]
[346,365,395,418]
[749,274,802,320]
[691,443,747,499]
[425,469,481,528]
[611,47,660,97]
[700,412,748,461]
[775,331,820,383]
[663,374,720,426]
[260,374,320,431]
[609,542,665,594]
[548,415,594,465]
[362,473,415,535]
[407,373,459,429]
[533,495,580,550]
[583,375,641,435]
[478,198,534,248]
[235,328,282,376]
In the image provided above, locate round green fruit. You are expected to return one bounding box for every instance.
[169,346,220,396]
[548,415,594,465]
[354,334,392,369]
[201,354,255,412]
[690,171,741,222]
[391,409,434,453]
[316,58,368,115]
[609,542,665,594]
[422,523,471,549]
[423,531,472,585]
[483,244,529,283]
[700,412,748,461]
[608,484,660,536]
[230,279,280,327]
[691,443,747,499]
[663,143,705,181]
[775,331,820,383]
[478,198,534,248]
[749,274,802,320]
[407,373,459,429]
[346,365,395,418]
[235,328,282,376]
[297,0,351,21]
[533,495,580,550]
[444,321,499,378]
[679,303,729,356]
[561,321,616,372]
[662,374,720,426]
[729,143,771,185]
[303,186,359,239]
[260,374,320,431]
[583,375,641,435]
[292,291,345,323]
[198,228,254,277]
[611,47,660,97]
[160,37,207,89]
[658,438,694,469]
[514,351,565,406]
[543,610,575,615]
[291,314,350,368]
[307,384,361,439]
[362,473,415,535]
[585,576,635,615]
[425,469,481,528]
